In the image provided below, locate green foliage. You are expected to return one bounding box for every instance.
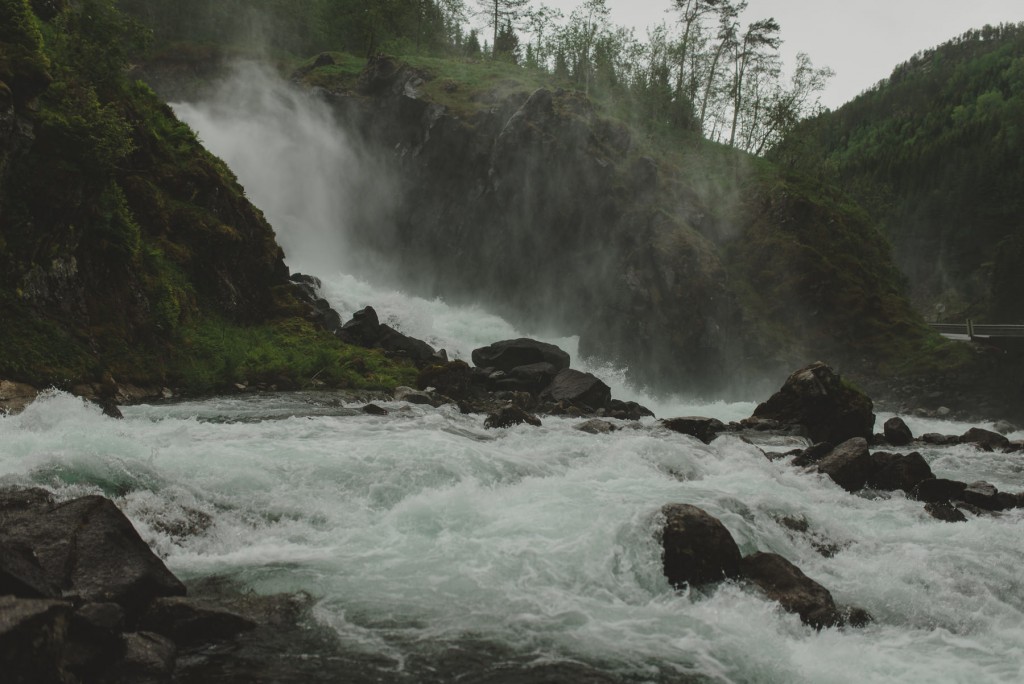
[773,23,1024,322]
[0,292,95,385]
[171,317,417,393]
[0,0,51,99]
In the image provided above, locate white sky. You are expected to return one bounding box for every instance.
[526,0,1024,109]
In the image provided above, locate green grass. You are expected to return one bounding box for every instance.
[170,316,417,394]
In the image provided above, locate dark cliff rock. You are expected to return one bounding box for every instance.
[314,57,753,396]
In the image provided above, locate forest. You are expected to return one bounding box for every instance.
[772,22,1024,323]
[117,0,834,155]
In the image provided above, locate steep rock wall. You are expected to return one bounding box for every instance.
[326,57,756,395]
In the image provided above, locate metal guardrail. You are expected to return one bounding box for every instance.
[930,321,1024,339]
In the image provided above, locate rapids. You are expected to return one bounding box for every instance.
[2,63,1021,683]
[1,392,1023,682]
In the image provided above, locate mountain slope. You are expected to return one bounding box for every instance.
[0,0,414,395]
[772,22,1024,323]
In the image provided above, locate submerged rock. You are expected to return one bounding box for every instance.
[752,362,874,444]
[924,502,968,523]
[739,552,846,629]
[483,406,542,429]
[574,418,618,434]
[660,504,742,588]
[662,417,726,444]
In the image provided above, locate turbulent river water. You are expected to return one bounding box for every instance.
[3,64,1023,683]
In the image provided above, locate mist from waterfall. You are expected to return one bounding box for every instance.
[172,61,718,417]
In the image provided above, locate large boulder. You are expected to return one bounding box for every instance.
[471,338,571,373]
[540,368,611,410]
[660,504,742,588]
[882,417,914,446]
[815,437,874,492]
[0,493,186,621]
[739,552,845,629]
[867,452,933,492]
[911,478,967,503]
[959,427,1011,452]
[337,305,439,365]
[751,362,874,444]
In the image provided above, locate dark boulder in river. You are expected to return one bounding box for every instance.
[0,489,185,620]
[660,504,742,588]
[752,362,874,444]
[471,338,571,373]
[815,438,874,492]
[540,369,612,411]
[882,417,914,446]
[740,552,848,629]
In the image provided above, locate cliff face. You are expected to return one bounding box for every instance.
[298,56,932,397]
[320,57,753,395]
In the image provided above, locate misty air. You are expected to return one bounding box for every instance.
[2,1,1023,683]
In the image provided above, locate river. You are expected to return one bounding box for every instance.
[1,63,1022,683]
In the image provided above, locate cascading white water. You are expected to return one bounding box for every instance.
[3,63,1023,683]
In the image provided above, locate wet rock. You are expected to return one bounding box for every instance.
[959,427,1011,452]
[471,338,571,373]
[361,403,388,416]
[912,478,967,503]
[141,596,257,647]
[0,493,186,621]
[661,417,726,444]
[105,631,177,683]
[483,406,542,429]
[605,399,655,420]
[752,362,874,444]
[920,433,959,446]
[393,386,435,405]
[416,360,473,399]
[0,540,58,598]
[739,552,846,629]
[65,602,126,678]
[883,417,914,446]
[506,362,560,394]
[539,368,611,410]
[338,305,438,365]
[790,442,835,467]
[867,451,933,492]
[337,305,381,344]
[0,596,74,684]
[816,437,873,492]
[660,504,742,588]
[574,419,617,434]
[962,481,1008,511]
[924,502,968,523]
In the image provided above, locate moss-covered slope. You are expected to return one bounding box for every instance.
[0,0,415,395]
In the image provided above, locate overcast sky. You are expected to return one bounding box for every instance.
[528,0,1024,109]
